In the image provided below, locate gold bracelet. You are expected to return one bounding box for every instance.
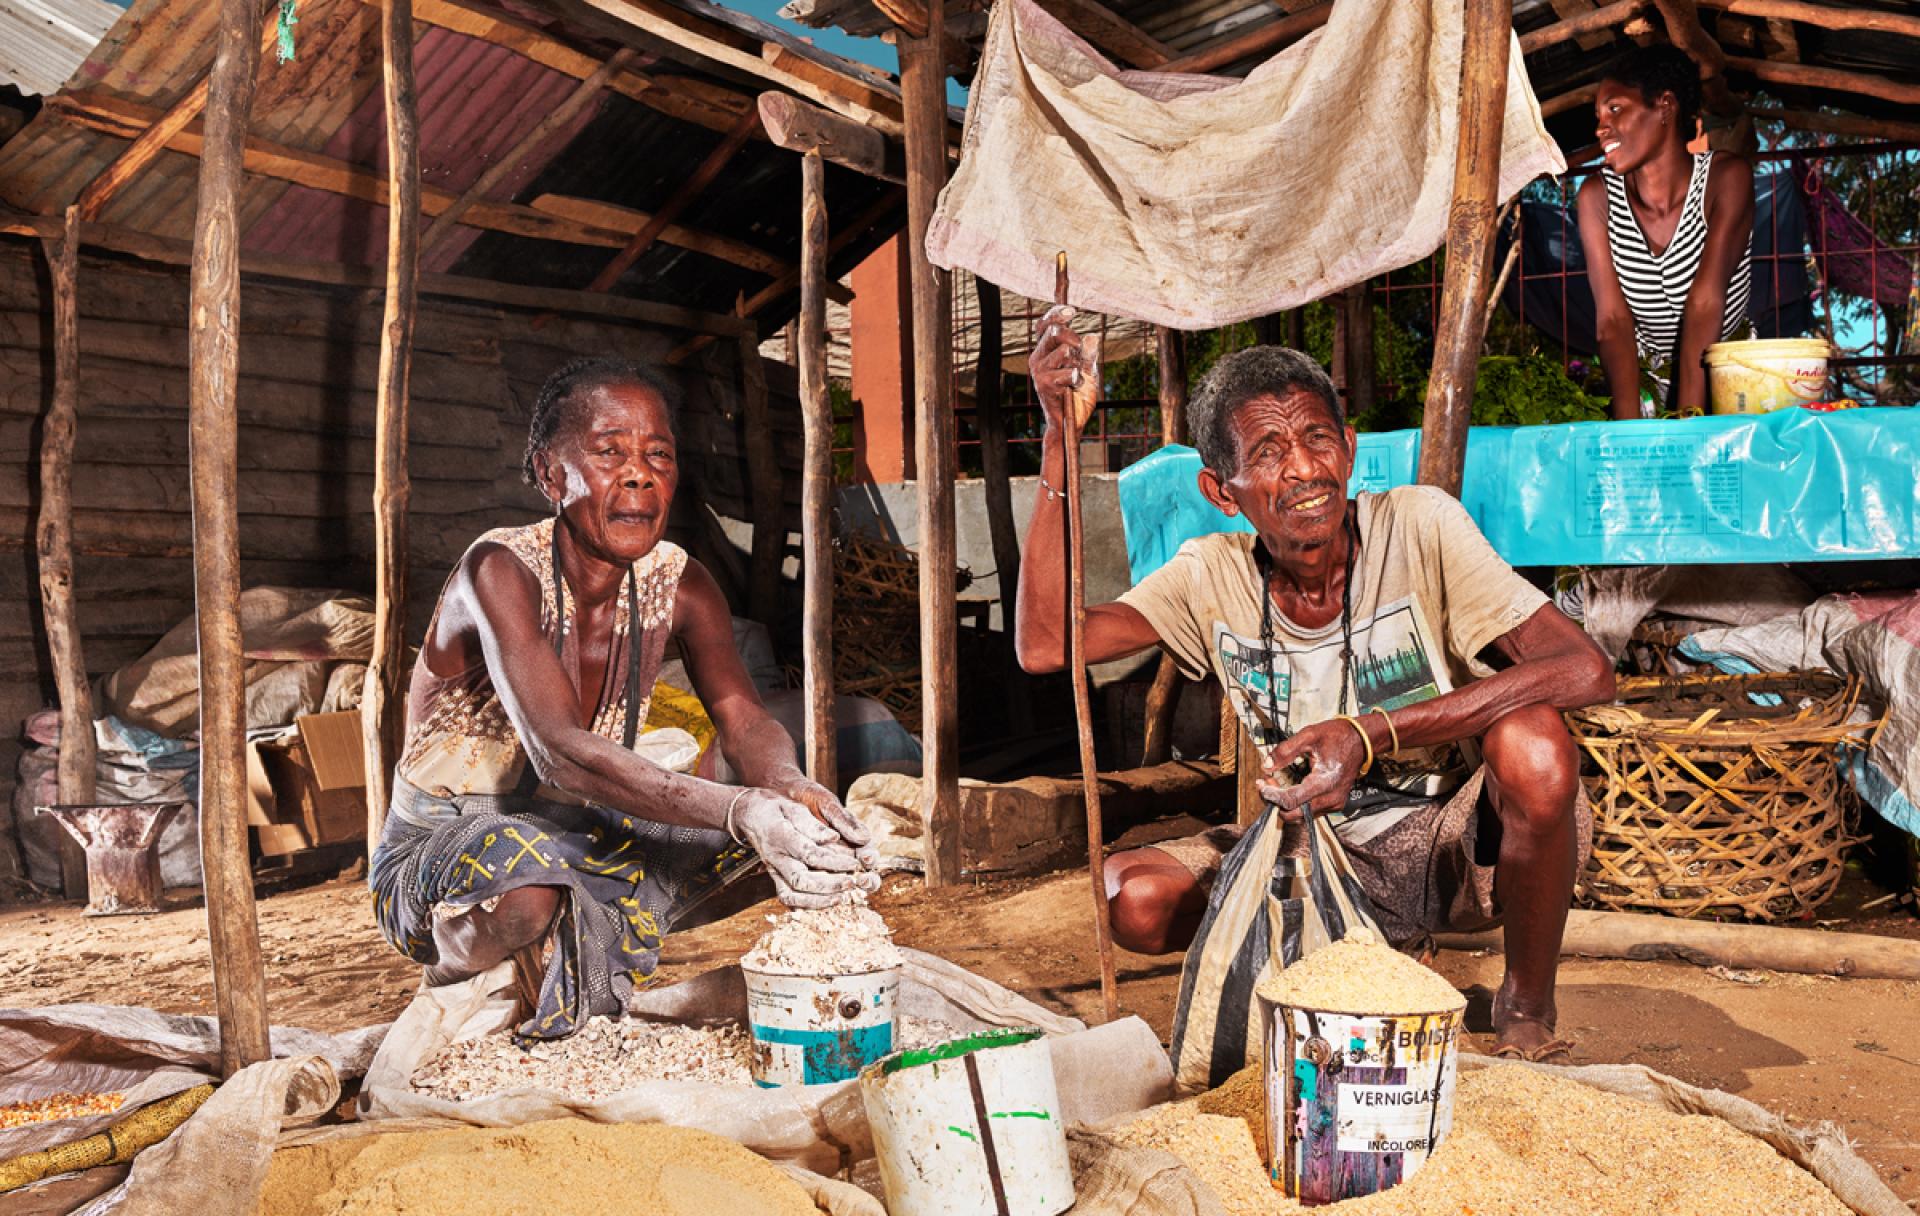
[1335,715,1374,776]
[1369,706,1400,757]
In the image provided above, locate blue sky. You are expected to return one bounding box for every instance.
[726,0,969,105]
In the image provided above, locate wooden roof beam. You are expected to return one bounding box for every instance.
[1749,104,1920,143]
[758,91,901,181]
[351,0,758,136]
[1035,0,1173,68]
[1520,1,1645,53]
[1159,1,1330,75]
[583,107,761,294]
[49,90,807,288]
[1724,55,1920,106]
[1650,0,1745,122]
[1696,0,1920,39]
[0,211,754,336]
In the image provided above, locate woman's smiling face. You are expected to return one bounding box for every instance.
[536,381,679,565]
[1594,78,1676,174]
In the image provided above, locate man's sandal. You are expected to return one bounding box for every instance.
[1490,1037,1576,1066]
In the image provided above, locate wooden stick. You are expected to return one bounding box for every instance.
[973,276,1033,738]
[1650,0,1742,124]
[1437,908,1920,980]
[37,210,97,898]
[797,151,836,792]
[1519,0,1643,53]
[70,4,280,222]
[1037,0,1172,67]
[1342,281,1375,421]
[420,49,634,255]
[1160,1,1330,75]
[530,193,841,290]
[585,108,761,295]
[1056,253,1119,1024]
[736,317,785,630]
[188,0,271,1078]
[1724,55,1920,107]
[1417,0,1512,497]
[1541,84,1598,118]
[900,17,962,888]
[362,0,421,852]
[1747,104,1920,144]
[1699,0,1920,38]
[1140,326,1186,768]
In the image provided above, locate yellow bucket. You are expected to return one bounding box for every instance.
[1704,338,1830,414]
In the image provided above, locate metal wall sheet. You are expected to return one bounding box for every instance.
[0,0,121,96]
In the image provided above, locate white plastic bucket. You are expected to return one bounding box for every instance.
[742,966,898,1087]
[1261,993,1465,1207]
[1705,337,1830,414]
[859,1027,1075,1216]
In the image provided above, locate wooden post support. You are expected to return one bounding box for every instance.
[1342,281,1375,422]
[1417,0,1511,497]
[973,278,1025,689]
[38,212,98,898]
[1140,326,1187,767]
[363,0,421,850]
[797,151,836,791]
[1056,255,1118,1023]
[188,0,272,1077]
[737,319,785,630]
[899,17,962,888]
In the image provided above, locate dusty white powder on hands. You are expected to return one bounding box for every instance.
[740,903,904,976]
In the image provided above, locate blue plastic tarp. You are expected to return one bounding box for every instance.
[1117,407,1920,579]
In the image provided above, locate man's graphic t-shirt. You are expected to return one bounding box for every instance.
[1119,485,1548,840]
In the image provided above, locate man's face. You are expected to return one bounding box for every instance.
[1200,390,1355,560]
[535,382,679,566]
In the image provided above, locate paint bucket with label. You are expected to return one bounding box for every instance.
[859,1027,1075,1216]
[742,966,898,1087]
[1260,989,1466,1206]
[1705,337,1830,414]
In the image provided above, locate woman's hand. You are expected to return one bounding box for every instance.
[732,789,881,908]
[1027,306,1097,432]
[780,776,879,869]
[1256,720,1367,822]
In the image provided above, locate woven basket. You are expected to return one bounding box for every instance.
[1568,671,1877,921]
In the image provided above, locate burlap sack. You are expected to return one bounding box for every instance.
[928,0,1564,328]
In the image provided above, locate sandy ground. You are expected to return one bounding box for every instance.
[2,867,1917,1204]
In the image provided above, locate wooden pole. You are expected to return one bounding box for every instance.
[1747,105,1920,144]
[1723,56,1920,107]
[1140,325,1186,767]
[362,0,421,851]
[1160,1,1329,74]
[1342,281,1375,422]
[37,212,97,898]
[1417,0,1511,497]
[1518,0,1644,53]
[736,319,784,630]
[899,15,962,887]
[188,0,271,1077]
[973,279,1024,676]
[1699,0,1920,38]
[1056,254,1118,1023]
[797,150,836,791]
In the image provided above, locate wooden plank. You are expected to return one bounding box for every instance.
[797,151,835,791]
[758,91,899,182]
[528,193,830,287]
[1520,0,1644,52]
[899,20,961,888]
[1723,55,1920,106]
[571,0,906,137]
[35,214,96,898]
[1159,1,1330,74]
[349,0,756,135]
[584,108,763,295]
[189,0,272,1079]
[362,0,420,850]
[1036,0,1172,67]
[1140,325,1186,768]
[420,48,635,255]
[1698,0,1920,38]
[1417,0,1511,497]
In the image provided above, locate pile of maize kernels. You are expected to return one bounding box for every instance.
[0,1090,127,1128]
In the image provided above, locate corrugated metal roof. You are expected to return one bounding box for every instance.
[0,0,121,95]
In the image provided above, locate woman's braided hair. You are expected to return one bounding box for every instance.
[522,356,683,487]
[1604,45,1702,137]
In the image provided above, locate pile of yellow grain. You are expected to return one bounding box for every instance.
[1255,930,1463,1015]
[255,1119,818,1216]
[0,1091,126,1128]
[1112,1064,1851,1216]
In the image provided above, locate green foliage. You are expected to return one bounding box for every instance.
[1416,353,1608,428]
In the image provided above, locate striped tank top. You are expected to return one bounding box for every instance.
[1603,150,1752,366]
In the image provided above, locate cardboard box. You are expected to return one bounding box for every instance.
[250,711,369,854]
